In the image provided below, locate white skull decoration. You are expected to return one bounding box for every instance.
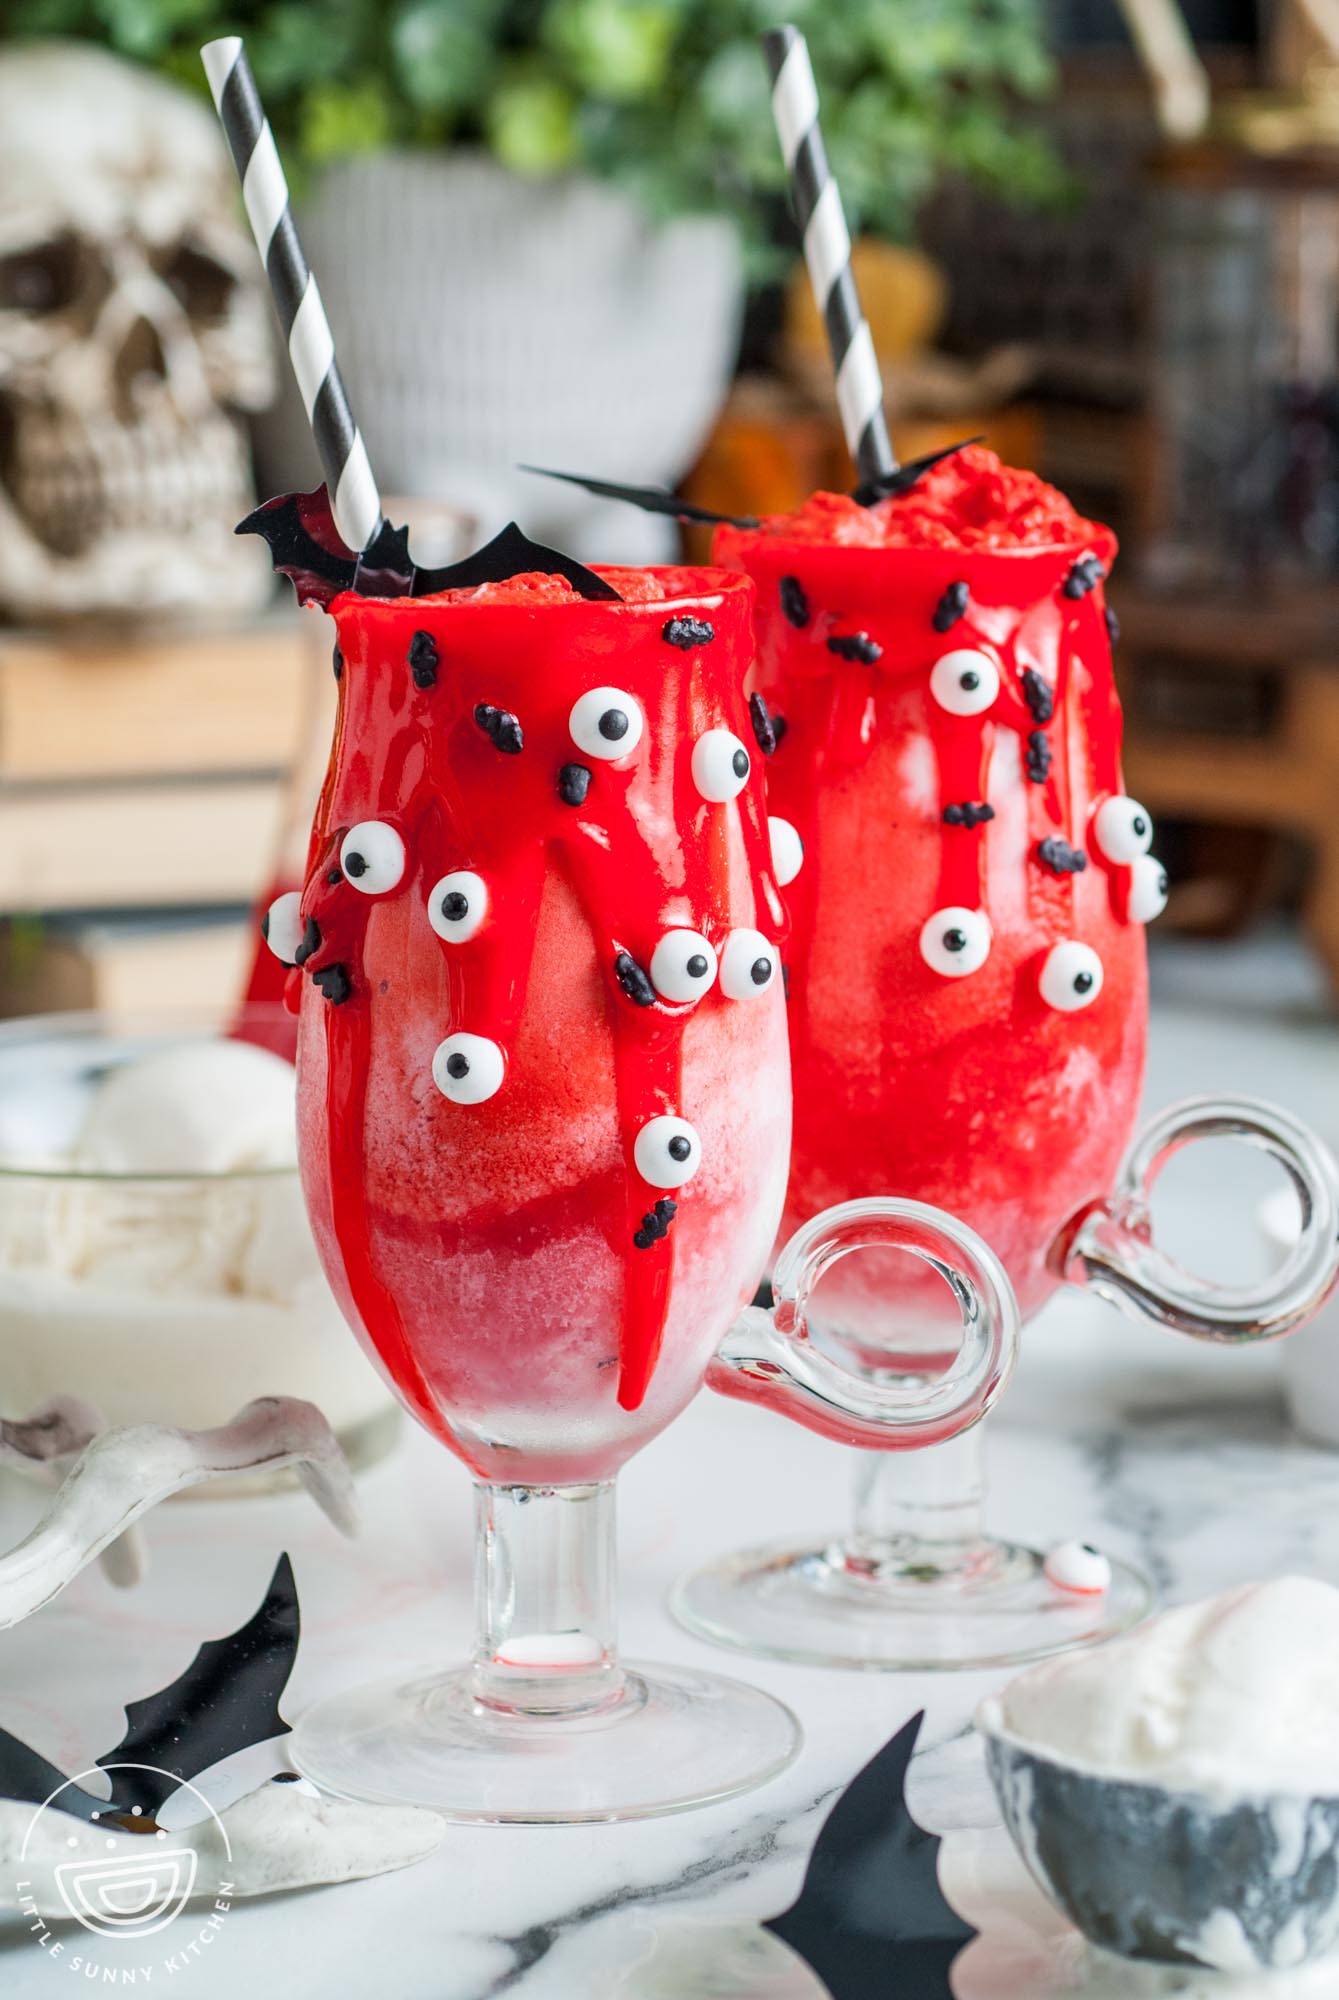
[0,42,277,624]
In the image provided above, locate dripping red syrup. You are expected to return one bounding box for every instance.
[714,447,1148,1346]
[288,564,791,1484]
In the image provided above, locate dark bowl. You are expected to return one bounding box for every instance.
[978,1697,1339,1973]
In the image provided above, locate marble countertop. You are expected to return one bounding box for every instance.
[4,989,1339,1999]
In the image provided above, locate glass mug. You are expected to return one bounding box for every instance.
[672,501,1339,1672]
[267,558,1019,1819]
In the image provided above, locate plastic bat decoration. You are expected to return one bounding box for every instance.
[764,1712,976,1999]
[849,438,985,507]
[519,464,761,529]
[0,1554,299,1827]
[238,488,621,609]
[522,439,985,528]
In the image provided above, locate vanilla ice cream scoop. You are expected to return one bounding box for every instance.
[987,1576,1339,1797]
[73,1039,297,1175]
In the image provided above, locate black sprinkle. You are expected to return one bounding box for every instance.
[662,616,715,650]
[408,630,439,689]
[614,952,656,1007]
[331,642,343,682]
[782,963,791,1001]
[1037,836,1089,876]
[293,917,320,967]
[779,575,809,627]
[558,762,592,806]
[932,581,970,633]
[326,867,342,885]
[474,702,524,755]
[1062,554,1106,599]
[1105,605,1120,645]
[1021,668,1055,725]
[312,962,351,1006]
[943,801,995,829]
[827,631,882,664]
[1026,731,1052,784]
[749,692,779,756]
[633,1197,678,1250]
[772,714,788,747]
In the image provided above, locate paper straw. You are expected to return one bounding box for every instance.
[201,37,383,554]
[762,25,897,483]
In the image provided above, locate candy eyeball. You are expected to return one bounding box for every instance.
[340,821,406,895]
[650,929,718,1003]
[431,1033,505,1105]
[769,816,804,886]
[1043,1541,1112,1596]
[634,1114,702,1189]
[1040,940,1104,1012]
[929,649,1000,717]
[692,728,751,803]
[1128,853,1169,925]
[919,907,992,978]
[719,929,778,1001]
[262,890,304,966]
[569,687,644,762]
[1093,793,1153,864]
[427,870,488,943]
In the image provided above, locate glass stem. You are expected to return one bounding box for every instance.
[846,1422,989,1567]
[470,1480,624,1717]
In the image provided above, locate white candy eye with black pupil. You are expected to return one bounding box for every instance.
[340,821,405,895]
[1043,1540,1112,1595]
[427,870,488,942]
[1128,854,1169,925]
[431,1032,505,1104]
[1040,940,1104,1012]
[719,929,776,1000]
[263,890,304,966]
[919,907,991,977]
[692,729,751,802]
[769,816,804,886]
[929,649,1000,717]
[569,687,645,762]
[650,929,718,1003]
[634,1114,702,1189]
[1093,794,1153,864]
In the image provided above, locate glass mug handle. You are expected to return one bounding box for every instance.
[1054,1094,1339,1343]
[705,1197,1020,1448]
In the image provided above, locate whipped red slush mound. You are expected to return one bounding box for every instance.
[290,564,791,1485]
[716,447,1152,1334]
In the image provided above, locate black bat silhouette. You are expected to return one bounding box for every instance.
[764,1712,976,1999]
[97,1553,299,1814]
[0,1725,108,1823]
[0,1555,299,1828]
[239,488,620,608]
[520,465,760,529]
[850,438,985,507]
[522,440,983,529]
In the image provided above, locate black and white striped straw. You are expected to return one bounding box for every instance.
[762,25,896,485]
[201,37,383,555]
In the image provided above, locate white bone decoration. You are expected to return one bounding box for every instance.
[0,43,277,622]
[0,1396,357,1629]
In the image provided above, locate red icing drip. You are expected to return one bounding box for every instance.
[715,505,1146,1337]
[291,567,788,1481]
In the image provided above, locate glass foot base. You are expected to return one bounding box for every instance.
[292,1659,801,1823]
[670,1536,1150,1673]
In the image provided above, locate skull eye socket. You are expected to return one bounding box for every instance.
[155,241,236,322]
[0,234,84,315]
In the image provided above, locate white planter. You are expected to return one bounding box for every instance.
[256,151,745,562]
